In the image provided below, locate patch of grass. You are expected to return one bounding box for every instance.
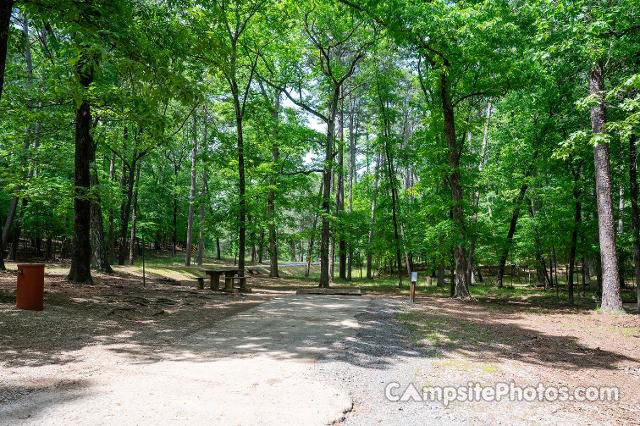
[621,326,640,337]
[396,310,497,350]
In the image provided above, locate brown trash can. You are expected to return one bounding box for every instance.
[16,263,45,311]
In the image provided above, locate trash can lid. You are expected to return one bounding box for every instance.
[17,263,45,268]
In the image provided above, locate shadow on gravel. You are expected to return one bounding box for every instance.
[397,296,638,371]
[0,271,263,368]
[103,296,423,370]
[0,379,92,420]
[3,269,633,374]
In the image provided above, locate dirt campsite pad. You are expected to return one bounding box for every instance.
[380,297,640,424]
[1,266,640,425]
[0,269,359,425]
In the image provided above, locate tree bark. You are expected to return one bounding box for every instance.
[196,105,208,266]
[367,152,380,279]
[67,58,94,283]
[375,82,403,288]
[268,93,280,277]
[305,182,324,277]
[440,71,469,298]
[230,76,247,282]
[185,114,198,266]
[0,197,17,270]
[128,160,142,265]
[567,168,582,305]
[289,239,297,261]
[107,151,116,262]
[117,129,138,265]
[628,134,640,313]
[1,11,28,270]
[619,185,626,289]
[319,88,339,288]
[90,140,112,273]
[347,94,356,281]
[528,199,551,288]
[337,93,346,280]
[172,172,177,256]
[0,0,13,103]
[437,264,445,287]
[467,103,492,287]
[496,182,528,287]
[589,63,623,312]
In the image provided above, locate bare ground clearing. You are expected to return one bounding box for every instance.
[386,295,640,424]
[1,264,639,424]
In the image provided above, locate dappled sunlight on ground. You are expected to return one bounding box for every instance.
[395,296,640,423]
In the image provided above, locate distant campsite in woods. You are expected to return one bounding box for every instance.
[0,0,639,424]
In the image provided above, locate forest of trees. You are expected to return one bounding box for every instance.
[0,0,638,312]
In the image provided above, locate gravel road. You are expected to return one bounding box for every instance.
[310,297,464,425]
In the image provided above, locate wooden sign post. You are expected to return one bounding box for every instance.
[410,271,417,303]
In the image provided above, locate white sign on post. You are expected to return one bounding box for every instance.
[411,272,417,282]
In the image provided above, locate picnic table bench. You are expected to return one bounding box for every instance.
[198,268,251,292]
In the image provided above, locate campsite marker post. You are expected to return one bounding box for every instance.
[410,271,417,303]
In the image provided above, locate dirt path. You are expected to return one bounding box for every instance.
[1,294,370,425]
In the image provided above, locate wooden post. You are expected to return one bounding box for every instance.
[410,271,417,303]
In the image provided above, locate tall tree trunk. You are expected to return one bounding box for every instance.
[496,183,528,287]
[347,94,356,281]
[216,237,221,260]
[10,211,22,261]
[90,141,112,273]
[384,142,403,288]
[319,89,339,288]
[67,58,94,283]
[128,160,142,265]
[107,151,116,262]
[619,185,624,234]
[437,264,445,287]
[258,229,264,263]
[0,0,13,103]
[467,103,492,286]
[367,152,380,279]
[196,186,206,266]
[628,134,640,313]
[305,182,324,277]
[619,185,626,289]
[0,195,17,270]
[289,239,297,261]
[567,168,582,305]
[185,114,198,267]
[467,241,476,286]
[529,199,551,288]
[231,80,246,282]
[378,96,403,288]
[330,229,335,281]
[590,63,623,312]
[196,105,208,266]
[172,173,177,256]
[117,130,137,265]
[337,93,346,280]
[1,11,27,270]
[268,93,280,277]
[440,71,469,298]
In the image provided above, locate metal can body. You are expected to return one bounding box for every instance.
[16,263,45,311]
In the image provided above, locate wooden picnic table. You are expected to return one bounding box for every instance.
[200,268,239,291]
